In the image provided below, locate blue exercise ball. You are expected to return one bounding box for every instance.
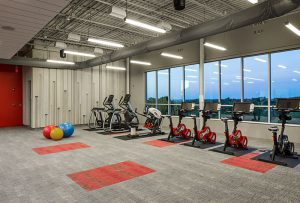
[59,123,74,138]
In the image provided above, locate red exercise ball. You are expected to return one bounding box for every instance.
[43,125,56,139]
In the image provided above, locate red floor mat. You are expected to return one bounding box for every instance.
[32,142,90,155]
[67,161,155,191]
[221,153,276,173]
[143,140,179,148]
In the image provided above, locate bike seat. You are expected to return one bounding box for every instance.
[268,126,279,132]
[221,117,229,121]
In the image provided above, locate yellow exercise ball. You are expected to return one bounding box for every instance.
[50,128,64,141]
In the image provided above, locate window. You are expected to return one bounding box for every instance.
[185,64,199,103]
[157,69,169,114]
[243,54,268,122]
[221,58,241,105]
[271,50,300,124]
[146,71,156,104]
[157,69,169,104]
[170,66,184,104]
[204,62,219,102]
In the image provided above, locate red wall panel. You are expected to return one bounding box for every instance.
[0,65,23,127]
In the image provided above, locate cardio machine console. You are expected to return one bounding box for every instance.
[203,102,221,113]
[233,102,254,114]
[276,98,300,112]
[181,102,195,111]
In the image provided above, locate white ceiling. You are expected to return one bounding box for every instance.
[0,0,69,59]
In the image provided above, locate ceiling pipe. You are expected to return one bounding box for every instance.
[79,0,300,68]
[0,0,299,69]
[0,57,75,69]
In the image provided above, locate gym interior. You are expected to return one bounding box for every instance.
[1,0,300,202]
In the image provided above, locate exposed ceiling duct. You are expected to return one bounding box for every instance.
[78,0,300,68]
[1,0,300,69]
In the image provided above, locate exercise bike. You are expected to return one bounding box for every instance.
[129,106,164,138]
[166,102,194,142]
[258,98,299,166]
[211,102,254,155]
[191,102,220,145]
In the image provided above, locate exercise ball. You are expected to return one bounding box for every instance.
[50,128,64,141]
[59,122,74,138]
[43,125,56,139]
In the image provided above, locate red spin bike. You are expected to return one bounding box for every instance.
[221,102,254,152]
[167,102,194,141]
[191,103,220,145]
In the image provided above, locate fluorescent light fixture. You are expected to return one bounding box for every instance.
[292,78,298,82]
[186,76,198,78]
[64,50,96,57]
[245,77,264,81]
[248,0,258,4]
[125,18,166,33]
[161,52,183,59]
[185,68,197,72]
[232,80,240,83]
[55,42,67,49]
[285,22,300,37]
[278,65,288,69]
[46,59,75,65]
[293,70,300,74]
[244,69,252,72]
[248,81,254,84]
[67,33,81,42]
[88,38,124,48]
[254,57,267,63]
[130,60,151,66]
[223,82,230,86]
[210,82,216,85]
[204,42,226,51]
[213,71,219,74]
[106,66,126,71]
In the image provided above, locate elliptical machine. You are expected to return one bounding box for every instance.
[118,94,139,129]
[88,107,105,129]
[211,102,254,155]
[191,102,220,145]
[166,102,194,142]
[258,98,299,166]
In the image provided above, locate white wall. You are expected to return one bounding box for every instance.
[25,45,126,128]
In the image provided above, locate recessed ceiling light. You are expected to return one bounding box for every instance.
[64,50,96,57]
[125,18,167,33]
[47,59,75,65]
[248,0,258,4]
[161,52,183,59]
[285,22,300,37]
[88,38,124,48]
[204,42,226,51]
[130,60,151,66]
[106,66,126,71]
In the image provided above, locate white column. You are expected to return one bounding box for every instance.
[126,58,130,94]
[199,38,205,109]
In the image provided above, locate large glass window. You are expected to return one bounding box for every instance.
[221,58,241,105]
[170,66,184,104]
[185,64,199,103]
[146,71,156,104]
[204,62,219,102]
[157,69,169,104]
[271,50,300,124]
[243,54,269,122]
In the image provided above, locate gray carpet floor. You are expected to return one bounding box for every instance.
[0,126,299,203]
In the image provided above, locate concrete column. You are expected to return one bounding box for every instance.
[199,38,205,109]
